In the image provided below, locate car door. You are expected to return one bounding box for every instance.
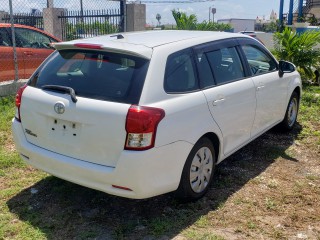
[0,27,25,81]
[238,39,288,138]
[194,40,256,156]
[14,27,57,78]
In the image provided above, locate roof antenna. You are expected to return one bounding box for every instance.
[111,34,124,39]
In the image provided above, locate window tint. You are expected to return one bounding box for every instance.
[206,47,244,85]
[164,49,197,93]
[28,50,149,104]
[241,45,277,76]
[0,28,12,46]
[196,53,215,88]
[15,28,57,49]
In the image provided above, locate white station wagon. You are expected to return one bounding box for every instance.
[12,30,301,201]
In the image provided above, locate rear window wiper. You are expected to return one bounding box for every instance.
[42,85,78,103]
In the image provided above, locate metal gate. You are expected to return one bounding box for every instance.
[2,12,44,29]
[58,1,125,41]
[59,9,124,40]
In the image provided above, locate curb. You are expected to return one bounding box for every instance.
[0,79,28,97]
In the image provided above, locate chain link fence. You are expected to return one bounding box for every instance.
[0,0,125,83]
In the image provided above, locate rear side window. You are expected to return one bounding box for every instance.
[196,53,215,89]
[241,45,277,76]
[164,49,198,93]
[29,50,149,104]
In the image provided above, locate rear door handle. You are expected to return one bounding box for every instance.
[256,82,265,91]
[212,98,225,106]
[24,51,33,56]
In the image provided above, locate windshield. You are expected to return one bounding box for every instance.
[28,50,149,104]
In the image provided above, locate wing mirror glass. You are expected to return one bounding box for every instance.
[279,60,295,77]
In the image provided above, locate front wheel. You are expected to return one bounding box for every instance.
[279,91,299,131]
[176,137,216,201]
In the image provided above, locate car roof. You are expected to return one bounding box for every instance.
[54,30,250,59]
[0,23,61,41]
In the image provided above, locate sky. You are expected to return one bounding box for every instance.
[144,0,289,25]
[0,0,290,25]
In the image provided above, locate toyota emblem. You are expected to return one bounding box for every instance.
[54,102,65,114]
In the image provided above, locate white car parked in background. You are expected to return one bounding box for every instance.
[12,30,301,201]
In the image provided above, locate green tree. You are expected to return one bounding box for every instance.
[196,21,232,31]
[273,27,320,79]
[171,10,231,31]
[262,21,278,33]
[307,15,318,26]
[172,10,197,30]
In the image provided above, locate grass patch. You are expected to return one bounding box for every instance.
[195,215,210,228]
[148,217,173,236]
[298,86,320,144]
[183,228,225,240]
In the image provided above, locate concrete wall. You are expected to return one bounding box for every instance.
[218,19,255,32]
[256,32,275,50]
[0,11,8,23]
[309,6,320,18]
[43,8,65,40]
[126,4,146,32]
[0,80,27,97]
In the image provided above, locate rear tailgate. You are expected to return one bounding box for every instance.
[20,86,129,167]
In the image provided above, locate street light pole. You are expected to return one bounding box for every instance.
[208,0,215,22]
[211,7,216,23]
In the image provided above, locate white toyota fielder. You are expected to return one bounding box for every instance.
[12,30,301,201]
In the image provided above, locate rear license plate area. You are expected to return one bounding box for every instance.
[49,118,81,138]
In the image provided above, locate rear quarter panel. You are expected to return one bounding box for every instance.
[139,42,224,162]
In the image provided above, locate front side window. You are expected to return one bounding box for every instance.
[15,28,57,49]
[164,49,197,93]
[241,45,277,76]
[28,50,149,104]
[206,47,244,85]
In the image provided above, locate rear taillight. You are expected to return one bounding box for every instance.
[125,105,165,151]
[15,85,27,122]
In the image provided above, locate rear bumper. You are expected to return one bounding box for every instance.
[12,118,193,199]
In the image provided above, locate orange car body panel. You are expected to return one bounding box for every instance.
[0,24,61,82]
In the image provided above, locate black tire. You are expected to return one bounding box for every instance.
[279,91,299,131]
[175,137,216,201]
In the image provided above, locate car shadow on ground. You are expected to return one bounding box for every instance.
[7,124,302,239]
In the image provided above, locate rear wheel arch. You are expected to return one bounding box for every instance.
[175,132,221,201]
[201,132,220,162]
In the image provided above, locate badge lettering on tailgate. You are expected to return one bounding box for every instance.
[25,129,37,137]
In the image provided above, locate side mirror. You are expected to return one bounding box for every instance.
[279,60,295,77]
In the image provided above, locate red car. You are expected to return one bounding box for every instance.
[0,24,60,82]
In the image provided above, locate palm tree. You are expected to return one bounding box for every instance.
[172,10,197,30]
[273,27,320,79]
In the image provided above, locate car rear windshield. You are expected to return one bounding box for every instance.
[28,50,150,104]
